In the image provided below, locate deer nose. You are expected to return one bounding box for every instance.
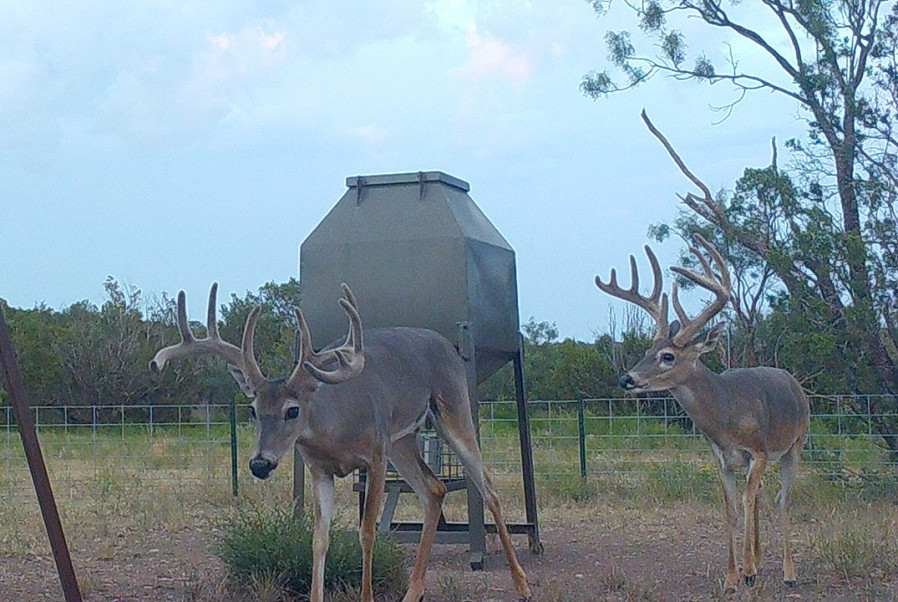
[619,374,636,390]
[249,457,277,479]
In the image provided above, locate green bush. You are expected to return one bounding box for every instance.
[215,507,408,599]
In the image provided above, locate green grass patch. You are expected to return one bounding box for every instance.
[215,507,409,600]
[810,516,898,580]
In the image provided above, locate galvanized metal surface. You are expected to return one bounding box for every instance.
[299,171,519,382]
[298,171,540,556]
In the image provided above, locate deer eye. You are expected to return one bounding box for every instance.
[285,407,300,420]
[660,352,676,363]
[248,406,257,421]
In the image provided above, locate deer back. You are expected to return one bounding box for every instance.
[292,327,467,475]
[672,365,809,459]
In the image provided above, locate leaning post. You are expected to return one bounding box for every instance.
[0,305,82,602]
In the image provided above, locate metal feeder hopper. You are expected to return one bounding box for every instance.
[297,171,541,565]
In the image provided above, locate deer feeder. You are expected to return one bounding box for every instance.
[298,171,541,563]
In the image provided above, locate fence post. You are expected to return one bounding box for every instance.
[229,398,239,498]
[578,397,587,480]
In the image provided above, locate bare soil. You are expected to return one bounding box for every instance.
[2,500,896,602]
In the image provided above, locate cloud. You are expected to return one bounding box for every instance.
[451,25,534,85]
[95,24,287,147]
[426,0,478,32]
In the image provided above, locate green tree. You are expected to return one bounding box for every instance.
[56,278,213,420]
[584,0,898,451]
[0,301,68,406]
[219,278,303,379]
[479,318,628,401]
[2,279,212,420]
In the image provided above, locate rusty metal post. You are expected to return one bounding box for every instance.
[0,306,82,602]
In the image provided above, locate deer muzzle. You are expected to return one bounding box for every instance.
[619,374,638,390]
[249,456,278,479]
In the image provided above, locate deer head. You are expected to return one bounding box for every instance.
[150,283,364,479]
[596,234,731,392]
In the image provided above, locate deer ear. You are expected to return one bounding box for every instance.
[228,363,257,397]
[668,320,681,340]
[693,322,726,354]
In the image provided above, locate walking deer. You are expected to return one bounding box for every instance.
[149,283,531,602]
[595,235,809,592]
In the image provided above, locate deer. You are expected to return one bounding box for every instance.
[149,283,531,602]
[595,234,809,593]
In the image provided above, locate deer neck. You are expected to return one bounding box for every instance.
[667,361,725,432]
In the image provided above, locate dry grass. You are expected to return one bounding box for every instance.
[1,429,897,601]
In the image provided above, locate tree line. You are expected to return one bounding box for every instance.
[1,272,895,452]
[0,277,302,423]
[0,276,885,404]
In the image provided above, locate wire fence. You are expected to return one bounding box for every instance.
[1,395,896,502]
[479,395,898,484]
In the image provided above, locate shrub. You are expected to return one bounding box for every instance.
[215,507,408,599]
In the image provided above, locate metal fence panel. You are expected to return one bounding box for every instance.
[1,395,895,502]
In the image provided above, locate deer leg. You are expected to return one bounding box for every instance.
[742,453,767,586]
[359,451,388,602]
[309,467,336,602]
[753,481,761,566]
[388,434,447,602]
[778,441,801,586]
[712,449,741,593]
[433,394,532,602]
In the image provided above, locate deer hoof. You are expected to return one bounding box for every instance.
[744,574,756,587]
[784,579,797,587]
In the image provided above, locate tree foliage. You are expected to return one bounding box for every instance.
[478,317,649,401]
[0,278,302,422]
[218,279,302,378]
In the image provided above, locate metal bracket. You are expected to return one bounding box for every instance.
[456,321,472,361]
[355,176,366,205]
[418,171,426,200]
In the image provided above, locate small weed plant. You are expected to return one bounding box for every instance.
[216,507,408,600]
[810,513,898,580]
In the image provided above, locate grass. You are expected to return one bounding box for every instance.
[215,507,408,600]
[1,414,896,600]
[810,518,898,580]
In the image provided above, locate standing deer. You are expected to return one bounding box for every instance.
[149,283,531,602]
[595,235,809,592]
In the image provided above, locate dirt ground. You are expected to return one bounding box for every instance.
[2,500,896,602]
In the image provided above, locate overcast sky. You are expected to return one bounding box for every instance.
[1,0,807,340]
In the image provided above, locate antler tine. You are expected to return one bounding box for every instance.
[240,305,266,386]
[338,283,363,353]
[670,280,688,327]
[288,284,366,388]
[149,284,252,379]
[285,306,315,388]
[206,283,220,340]
[696,233,731,289]
[176,291,195,343]
[149,291,192,374]
[669,234,732,344]
[595,246,670,341]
